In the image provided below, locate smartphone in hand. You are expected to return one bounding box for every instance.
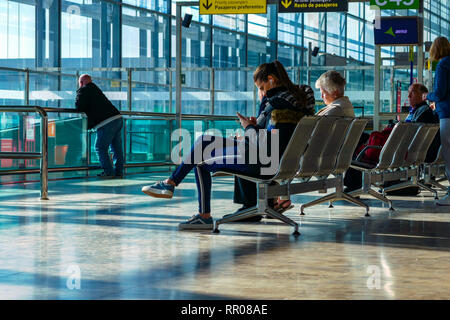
[236,112,247,120]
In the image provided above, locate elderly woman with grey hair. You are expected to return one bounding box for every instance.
[315,70,355,117]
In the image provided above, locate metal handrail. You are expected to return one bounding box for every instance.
[0,106,48,200]
[44,108,238,121]
[0,106,243,196]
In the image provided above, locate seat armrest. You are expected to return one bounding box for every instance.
[355,145,383,162]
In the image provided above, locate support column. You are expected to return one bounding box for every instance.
[35,0,45,68]
[374,45,381,131]
[49,0,61,68]
[418,45,424,84]
[176,3,182,134]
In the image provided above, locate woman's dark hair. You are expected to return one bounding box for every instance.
[253,60,307,108]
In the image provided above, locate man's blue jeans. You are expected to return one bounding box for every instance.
[95,118,124,176]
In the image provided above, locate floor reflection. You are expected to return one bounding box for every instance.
[0,173,449,299]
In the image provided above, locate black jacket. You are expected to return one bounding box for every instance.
[75,82,121,130]
[410,102,438,123]
[243,86,313,176]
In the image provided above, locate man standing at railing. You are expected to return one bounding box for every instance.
[75,74,123,178]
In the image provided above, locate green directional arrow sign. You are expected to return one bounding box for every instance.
[385,27,396,37]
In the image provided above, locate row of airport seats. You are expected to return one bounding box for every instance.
[423,147,448,192]
[211,116,367,236]
[345,122,441,208]
[210,116,445,236]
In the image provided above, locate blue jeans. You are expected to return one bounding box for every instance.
[440,119,450,188]
[95,118,124,176]
[169,135,258,214]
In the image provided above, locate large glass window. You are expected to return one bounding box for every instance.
[278,13,303,46]
[122,7,170,68]
[248,14,268,38]
[213,29,245,68]
[0,0,35,68]
[1,0,450,173]
[213,14,246,32]
[62,0,120,69]
[61,0,93,68]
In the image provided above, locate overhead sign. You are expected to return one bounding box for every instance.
[199,0,267,15]
[370,0,421,10]
[374,17,422,46]
[279,0,348,13]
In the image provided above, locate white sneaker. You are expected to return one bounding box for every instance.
[436,195,450,206]
[142,181,174,199]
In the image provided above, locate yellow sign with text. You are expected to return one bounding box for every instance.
[199,0,267,15]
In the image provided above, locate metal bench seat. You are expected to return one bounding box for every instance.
[347,122,440,210]
[209,116,368,236]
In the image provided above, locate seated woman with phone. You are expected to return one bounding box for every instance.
[141,60,314,231]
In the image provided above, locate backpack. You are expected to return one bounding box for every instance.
[355,127,393,164]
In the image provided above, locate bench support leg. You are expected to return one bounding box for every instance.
[367,188,394,211]
[265,207,300,237]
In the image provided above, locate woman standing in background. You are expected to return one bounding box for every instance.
[427,36,450,206]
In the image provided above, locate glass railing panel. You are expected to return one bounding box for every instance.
[47,113,88,168]
[0,111,86,170]
[125,117,174,163]
[0,113,35,170]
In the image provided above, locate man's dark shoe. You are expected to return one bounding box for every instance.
[222,205,262,222]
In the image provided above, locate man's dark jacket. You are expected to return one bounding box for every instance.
[75,82,121,130]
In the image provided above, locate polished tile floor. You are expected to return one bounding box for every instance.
[0,172,449,300]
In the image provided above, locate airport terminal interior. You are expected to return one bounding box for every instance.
[1,0,450,300]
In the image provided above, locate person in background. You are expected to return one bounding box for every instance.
[315,70,355,117]
[406,84,435,123]
[75,74,124,178]
[344,83,441,193]
[427,36,450,205]
[406,83,440,163]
